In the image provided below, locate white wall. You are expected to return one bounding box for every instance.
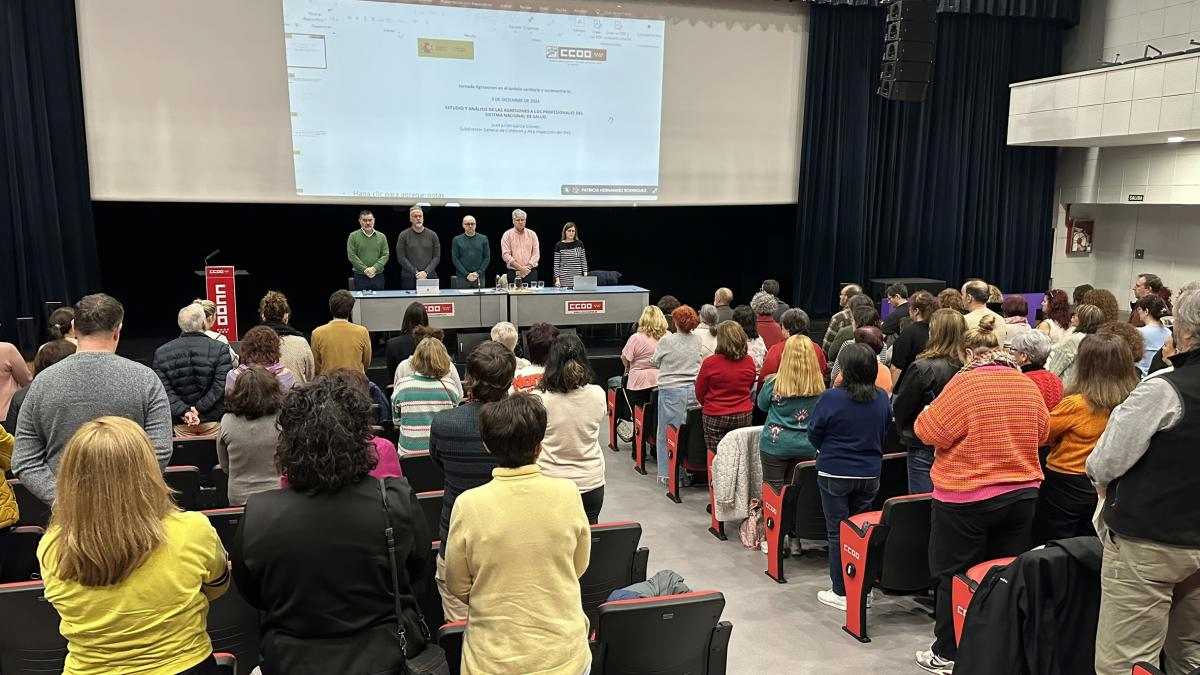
[1063,0,1200,74]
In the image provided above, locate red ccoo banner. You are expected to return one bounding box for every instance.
[565,300,606,315]
[422,302,456,317]
[205,265,239,341]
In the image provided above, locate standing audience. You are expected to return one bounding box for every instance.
[734,305,767,375]
[697,304,721,356]
[1010,331,1063,411]
[823,283,862,353]
[392,334,462,455]
[1097,321,1144,370]
[311,289,371,375]
[890,291,936,385]
[1046,304,1105,387]
[714,287,735,323]
[257,291,314,383]
[0,339,32,425]
[751,292,787,349]
[1037,289,1072,344]
[4,339,75,431]
[192,299,239,367]
[45,307,77,346]
[1072,284,1094,309]
[831,326,893,394]
[657,295,682,333]
[695,322,757,457]
[153,303,233,433]
[761,279,791,322]
[489,321,531,369]
[937,288,968,314]
[758,335,825,490]
[0,423,13,571]
[1129,273,1173,327]
[386,302,429,379]
[1134,294,1171,375]
[393,327,464,397]
[1000,295,1031,342]
[880,283,911,337]
[651,305,704,485]
[961,279,1009,343]
[326,369,402,479]
[225,326,297,395]
[511,322,558,392]
[827,294,875,360]
[217,365,283,506]
[762,308,827,379]
[621,306,666,409]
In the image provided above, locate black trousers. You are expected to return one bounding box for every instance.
[761,454,801,492]
[581,486,604,524]
[176,654,221,674]
[929,493,1036,660]
[624,387,653,411]
[1034,469,1097,545]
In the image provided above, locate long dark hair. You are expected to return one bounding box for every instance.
[838,343,879,403]
[48,307,75,340]
[401,302,430,335]
[539,334,594,393]
[1044,289,1071,329]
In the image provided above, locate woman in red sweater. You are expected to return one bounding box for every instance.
[695,321,757,454]
[912,315,1050,675]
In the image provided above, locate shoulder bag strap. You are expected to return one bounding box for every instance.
[378,477,428,653]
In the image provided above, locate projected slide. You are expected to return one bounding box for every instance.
[282,0,665,201]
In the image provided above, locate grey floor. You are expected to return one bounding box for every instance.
[597,428,933,674]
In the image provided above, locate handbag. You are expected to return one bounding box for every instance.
[377,478,450,675]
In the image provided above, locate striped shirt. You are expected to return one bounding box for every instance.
[553,241,588,287]
[391,374,461,454]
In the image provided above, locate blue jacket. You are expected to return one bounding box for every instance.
[807,387,890,478]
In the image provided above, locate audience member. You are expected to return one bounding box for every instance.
[552,221,588,288]
[225,325,297,395]
[428,340,515,620]
[217,365,283,506]
[1082,288,1121,323]
[533,335,607,523]
[45,306,77,346]
[695,322,756,457]
[396,205,440,288]
[490,321,531,369]
[880,283,910,337]
[4,339,75,431]
[987,284,1004,304]
[937,288,967,314]
[734,304,767,374]
[831,327,893,394]
[1072,283,1093,308]
[658,295,682,333]
[762,308,828,379]
[822,283,862,352]
[512,322,559,392]
[14,294,171,504]
[0,423,12,568]
[1035,334,1137,545]
[1129,272,1173,327]
[386,302,429,379]
[1087,286,1200,675]
[322,369,401,479]
[153,303,233,433]
[714,287,734,323]
[38,417,228,673]
[1001,295,1031,342]
[394,326,464,397]
[961,279,1008,343]
[311,290,371,375]
[697,304,721,356]
[193,299,239,367]
[889,290,936,384]
[913,313,1049,675]
[761,279,791,322]
[758,335,825,490]
[752,292,786,349]
[892,308,966,493]
[392,334,462,455]
[1097,321,1144,369]
[0,340,31,424]
[651,305,704,484]
[1148,280,1200,373]
[1010,330,1063,411]
[1037,289,1072,344]
[445,393,591,675]
[258,290,314,383]
[1046,304,1105,387]
[828,296,877,362]
[809,343,891,611]
[622,306,666,409]
[1134,294,1171,375]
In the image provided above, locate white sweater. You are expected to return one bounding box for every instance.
[532,385,607,492]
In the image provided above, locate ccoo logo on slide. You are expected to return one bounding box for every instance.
[546,46,607,62]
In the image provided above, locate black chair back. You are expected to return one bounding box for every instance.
[398,452,443,493]
[578,522,649,624]
[877,495,933,593]
[170,437,219,476]
[680,406,707,472]
[207,584,261,675]
[875,452,910,507]
[437,622,466,675]
[0,581,67,672]
[8,479,49,528]
[593,591,730,675]
[455,332,491,360]
[203,507,245,552]
[0,526,44,583]
[165,466,203,511]
[788,462,827,541]
[416,491,444,540]
[417,542,444,634]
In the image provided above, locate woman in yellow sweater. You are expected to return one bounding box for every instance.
[445,393,592,675]
[1034,334,1140,544]
[37,417,229,674]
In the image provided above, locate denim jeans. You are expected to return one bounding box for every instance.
[817,475,880,595]
[907,443,935,494]
[655,386,696,481]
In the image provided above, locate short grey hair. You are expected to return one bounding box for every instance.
[750,291,778,316]
[490,321,519,351]
[177,303,208,333]
[512,209,527,219]
[1010,330,1051,367]
[409,205,423,214]
[1177,280,1200,303]
[1174,283,1200,345]
[699,304,719,326]
[462,215,476,225]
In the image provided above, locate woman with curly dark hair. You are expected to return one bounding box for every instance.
[224,325,297,394]
[1082,288,1122,324]
[232,375,432,673]
[258,290,314,382]
[1037,289,1072,345]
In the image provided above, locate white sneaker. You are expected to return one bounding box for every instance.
[759,540,769,554]
[817,589,846,610]
[915,649,954,675]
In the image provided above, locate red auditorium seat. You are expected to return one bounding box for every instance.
[952,556,1016,646]
[7,479,49,528]
[578,522,649,624]
[1133,662,1166,675]
[762,460,826,584]
[605,382,633,452]
[398,451,443,493]
[0,526,44,583]
[840,493,933,643]
[631,391,658,476]
[664,406,706,503]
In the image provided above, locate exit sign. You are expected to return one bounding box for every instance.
[1128,194,1145,202]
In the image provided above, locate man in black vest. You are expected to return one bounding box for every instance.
[1088,283,1200,675]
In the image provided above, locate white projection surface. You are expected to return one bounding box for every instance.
[284,1,665,201]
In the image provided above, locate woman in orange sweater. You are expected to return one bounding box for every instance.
[912,315,1050,674]
[1033,334,1139,544]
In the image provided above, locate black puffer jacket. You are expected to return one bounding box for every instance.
[152,332,234,422]
[891,355,961,445]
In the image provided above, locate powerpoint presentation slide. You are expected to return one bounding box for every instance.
[282,0,665,201]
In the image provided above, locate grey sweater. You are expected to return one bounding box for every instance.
[216,412,281,506]
[13,351,173,503]
[395,227,441,276]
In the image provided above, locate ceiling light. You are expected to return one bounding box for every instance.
[1168,136,1186,143]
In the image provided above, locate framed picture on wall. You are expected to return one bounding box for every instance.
[1067,218,1093,257]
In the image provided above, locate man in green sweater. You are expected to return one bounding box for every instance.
[451,214,491,288]
[346,210,389,291]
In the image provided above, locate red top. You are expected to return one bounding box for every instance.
[695,354,756,416]
[757,316,787,350]
[1024,368,1064,412]
[761,340,828,379]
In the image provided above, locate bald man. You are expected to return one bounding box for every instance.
[452,215,491,288]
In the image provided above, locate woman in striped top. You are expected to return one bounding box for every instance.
[392,336,462,454]
[553,222,588,288]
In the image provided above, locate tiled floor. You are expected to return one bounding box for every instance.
[597,430,934,674]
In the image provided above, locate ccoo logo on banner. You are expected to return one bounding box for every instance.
[422,302,456,317]
[204,265,239,341]
[565,300,605,315]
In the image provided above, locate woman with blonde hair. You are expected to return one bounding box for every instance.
[757,334,825,490]
[621,305,667,410]
[394,326,463,397]
[392,332,463,454]
[1046,304,1106,387]
[193,298,239,367]
[38,416,229,674]
[695,321,757,456]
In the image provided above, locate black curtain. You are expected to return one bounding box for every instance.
[794,6,1062,315]
[0,0,99,344]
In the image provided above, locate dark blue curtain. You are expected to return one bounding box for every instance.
[0,0,99,343]
[794,6,1063,315]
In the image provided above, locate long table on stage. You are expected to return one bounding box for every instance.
[351,285,649,332]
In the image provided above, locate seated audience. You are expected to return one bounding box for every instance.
[429,340,515,621]
[444,393,591,675]
[621,306,667,409]
[658,294,682,332]
[1046,304,1105,387]
[14,294,171,504]
[761,278,791,322]
[828,295,876,362]
[38,417,228,674]
[392,333,463,455]
[258,290,314,383]
[913,314,1049,674]
[393,326,464,397]
[697,304,721,356]
[511,322,558,392]
[762,308,827,379]
[4,339,75,431]
[880,283,910,337]
[1001,295,1031,342]
[533,335,607,523]
[1087,284,1200,675]
[651,305,704,484]
[232,376,430,673]
[823,283,862,353]
[809,344,891,611]
[153,303,233,434]
[1035,334,1137,544]
[1134,294,1171,375]
[751,292,786,349]
[733,304,767,374]
[225,325,297,395]
[714,287,735,323]
[961,279,1008,343]
[193,299,239,367]
[1082,287,1121,323]
[1071,283,1093,309]
[831,326,893,394]
[1097,321,1144,370]
[1037,289,1072,344]
[1010,330,1063,411]
[937,287,968,314]
[0,339,32,426]
[386,302,429,379]
[892,308,966,493]
[696,321,757,456]
[490,321,531,368]
[758,334,825,490]
[311,290,371,376]
[217,365,283,506]
[890,290,936,384]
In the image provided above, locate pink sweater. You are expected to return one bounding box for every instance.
[0,343,31,421]
[281,436,403,489]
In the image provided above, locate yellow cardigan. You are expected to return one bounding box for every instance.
[445,465,591,675]
[0,424,16,528]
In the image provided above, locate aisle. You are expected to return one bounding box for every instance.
[595,428,933,673]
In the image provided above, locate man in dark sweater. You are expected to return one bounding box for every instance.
[451,214,490,288]
[395,205,440,289]
[428,341,516,621]
[881,282,910,337]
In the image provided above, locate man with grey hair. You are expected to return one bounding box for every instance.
[14,294,173,503]
[501,208,540,283]
[152,303,235,431]
[395,205,440,289]
[1088,283,1200,675]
